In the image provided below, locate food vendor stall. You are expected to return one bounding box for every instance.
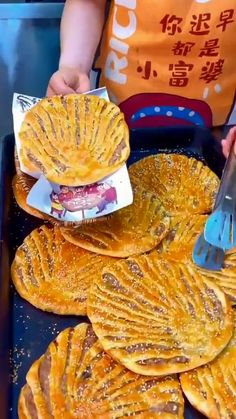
[0,3,235,419]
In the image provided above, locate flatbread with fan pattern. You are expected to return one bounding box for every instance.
[11,225,114,315]
[180,311,236,419]
[154,215,236,304]
[18,323,185,418]
[88,252,233,376]
[19,94,130,185]
[129,154,219,215]
[61,186,170,257]
[156,215,207,260]
[194,253,236,305]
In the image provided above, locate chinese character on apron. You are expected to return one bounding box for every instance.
[94,0,236,128]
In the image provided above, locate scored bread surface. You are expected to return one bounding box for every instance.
[180,311,236,419]
[19,94,130,186]
[18,323,185,418]
[129,154,219,215]
[154,214,236,304]
[88,252,234,376]
[195,253,236,305]
[61,187,170,257]
[11,225,114,315]
[156,214,207,260]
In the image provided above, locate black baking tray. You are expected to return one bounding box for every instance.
[0,126,229,418]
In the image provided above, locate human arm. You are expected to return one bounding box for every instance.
[47,0,107,96]
[222,126,236,157]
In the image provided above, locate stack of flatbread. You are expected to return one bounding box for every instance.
[12,95,236,418]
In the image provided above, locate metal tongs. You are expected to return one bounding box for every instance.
[192,202,225,272]
[193,142,236,270]
[204,143,236,251]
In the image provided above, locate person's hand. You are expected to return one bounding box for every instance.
[222,126,236,158]
[46,66,90,96]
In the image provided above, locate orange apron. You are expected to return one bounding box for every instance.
[95,0,236,128]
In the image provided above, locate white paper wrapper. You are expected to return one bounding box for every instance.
[12,88,133,222]
[27,166,133,222]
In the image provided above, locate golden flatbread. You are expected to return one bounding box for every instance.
[129,154,219,215]
[195,253,236,305]
[180,311,236,419]
[12,173,44,219]
[156,215,207,260]
[19,94,130,186]
[18,323,185,419]
[154,215,236,304]
[88,252,233,376]
[161,248,236,305]
[13,149,49,220]
[11,225,114,315]
[61,187,170,257]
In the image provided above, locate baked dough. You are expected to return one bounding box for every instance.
[11,225,114,315]
[61,187,170,257]
[156,214,207,260]
[129,154,219,215]
[155,214,236,304]
[180,311,236,419]
[19,94,130,185]
[88,252,233,376]
[195,253,236,305]
[18,323,185,418]
[12,173,46,220]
